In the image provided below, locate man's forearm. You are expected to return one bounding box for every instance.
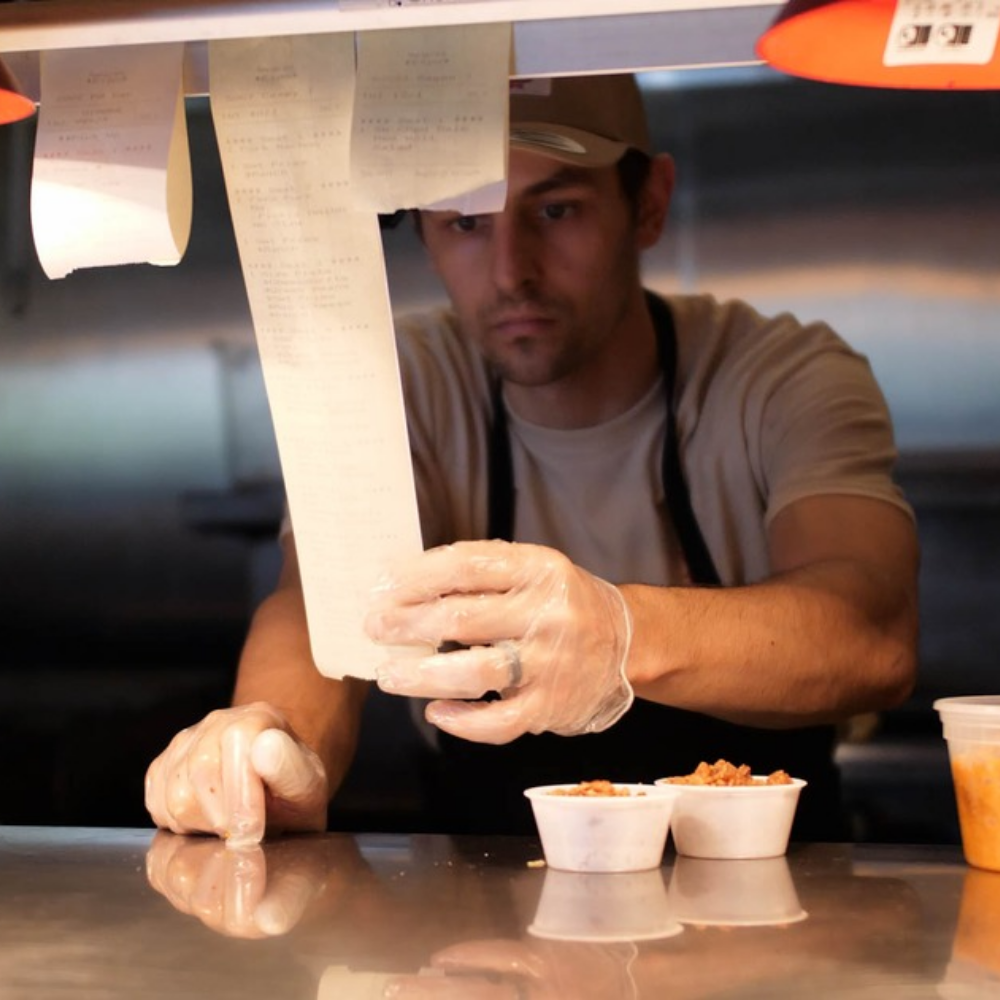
[621,559,917,728]
[233,585,368,797]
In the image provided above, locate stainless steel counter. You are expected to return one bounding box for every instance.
[1,826,997,998]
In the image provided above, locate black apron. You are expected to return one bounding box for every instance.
[422,293,843,841]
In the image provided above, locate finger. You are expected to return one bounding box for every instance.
[384,975,516,999]
[368,591,541,649]
[377,645,516,699]
[145,756,169,831]
[250,729,326,807]
[189,741,231,836]
[222,726,266,847]
[144,830,188,900]
[223,844,269,937]
[147,726,199,834]
[154,838,222,918]
[371,540,531,607]
[424,696,534,745]
[187,844,269,938]
[430,939,547,979]
[253,868,319,937]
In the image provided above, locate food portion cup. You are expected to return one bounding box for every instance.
[655,777,806,860]
[529,868,683,942]
[524,783,679,873]
[935,695,1000,872]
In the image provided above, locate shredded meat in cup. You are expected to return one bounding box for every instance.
[664,759,793,786]
[549,779,636,796]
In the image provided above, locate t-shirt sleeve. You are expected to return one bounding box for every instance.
[743,311,914,527]
[393,308,493,550]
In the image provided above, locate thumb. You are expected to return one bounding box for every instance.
[250,729,327,805]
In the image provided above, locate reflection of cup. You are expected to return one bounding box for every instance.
[528,868,684,942]
[954,868,1000,977]
[935,696,1000,872]
[666,856,808,927]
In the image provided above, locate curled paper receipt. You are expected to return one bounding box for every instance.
[30,43,192,280]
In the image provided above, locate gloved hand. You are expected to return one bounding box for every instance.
[145,702,328,846]
[365,540,634,743]
[145,830,354,938]
[403,937,640,1000]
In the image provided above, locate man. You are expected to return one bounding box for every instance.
[146,75,918,844]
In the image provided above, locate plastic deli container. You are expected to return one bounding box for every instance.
[524,783,679,873]
[654,776,806,860]
[935,696,1000,872]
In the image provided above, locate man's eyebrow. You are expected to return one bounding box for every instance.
[522,166,600,199]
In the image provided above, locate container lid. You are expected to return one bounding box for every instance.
[934,696,1000,740]
[934,695,1000,717]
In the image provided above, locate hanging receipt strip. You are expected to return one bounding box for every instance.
[351,23,509,214]
[30,43,192,280]
[209,27,510,679]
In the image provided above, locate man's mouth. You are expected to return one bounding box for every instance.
[488,309,557,337]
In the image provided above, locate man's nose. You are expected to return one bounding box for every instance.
[489,217,539,294]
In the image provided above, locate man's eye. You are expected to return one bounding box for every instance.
[451,215,480,233]
[541,203,573,221]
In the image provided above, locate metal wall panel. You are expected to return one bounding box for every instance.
[2,67,998,833]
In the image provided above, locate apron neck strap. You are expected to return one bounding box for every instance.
[488,292,720,586]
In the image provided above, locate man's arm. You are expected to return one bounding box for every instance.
[233,536,369,794]
[622,494,919,727]
[145,533,367,839]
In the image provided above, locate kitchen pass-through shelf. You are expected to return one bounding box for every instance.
[1,0,781,98]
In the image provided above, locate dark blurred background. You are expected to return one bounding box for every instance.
[2,67,999,842]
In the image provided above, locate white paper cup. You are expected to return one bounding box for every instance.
[666,855,807,927]
[529,868,684,942]
[935,696,1000,872]
[655,777,806,860]
[524,783,679,873]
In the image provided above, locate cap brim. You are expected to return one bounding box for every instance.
[509,123,630,168]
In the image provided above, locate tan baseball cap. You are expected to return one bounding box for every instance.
[509,74,651,168]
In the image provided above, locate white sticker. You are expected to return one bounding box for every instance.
[884,0,1000,66]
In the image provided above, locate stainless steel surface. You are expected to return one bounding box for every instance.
[0,827,991,998]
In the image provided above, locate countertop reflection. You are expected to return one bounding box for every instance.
[1,826,996,998]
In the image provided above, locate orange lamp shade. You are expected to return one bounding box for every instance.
[757,0,1000,89]
[0,57,35,124]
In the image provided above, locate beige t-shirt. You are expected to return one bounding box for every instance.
[396,292,912,586]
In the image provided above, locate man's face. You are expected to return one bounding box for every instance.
[418,148,648,388]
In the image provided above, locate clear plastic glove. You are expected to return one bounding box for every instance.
[382,938,639,999]
[365,540,634,743]
[145,830,341,939]
[145,702,328,845]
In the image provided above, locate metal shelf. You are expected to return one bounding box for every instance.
[1,0,779,99]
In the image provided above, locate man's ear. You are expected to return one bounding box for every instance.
[636,154,675,250]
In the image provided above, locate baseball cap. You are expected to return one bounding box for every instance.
[508,74,651,168]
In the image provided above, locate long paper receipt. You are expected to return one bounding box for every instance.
[210,34,428,680]
[30,43,192,280]
[351,22,510,213]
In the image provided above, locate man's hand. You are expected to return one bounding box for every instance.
[365,540,634,744]
[145,702,328,844]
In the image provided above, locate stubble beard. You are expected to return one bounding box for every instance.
[473,294,597,389]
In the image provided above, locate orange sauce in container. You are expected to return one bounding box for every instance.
[951,753,1000,872]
